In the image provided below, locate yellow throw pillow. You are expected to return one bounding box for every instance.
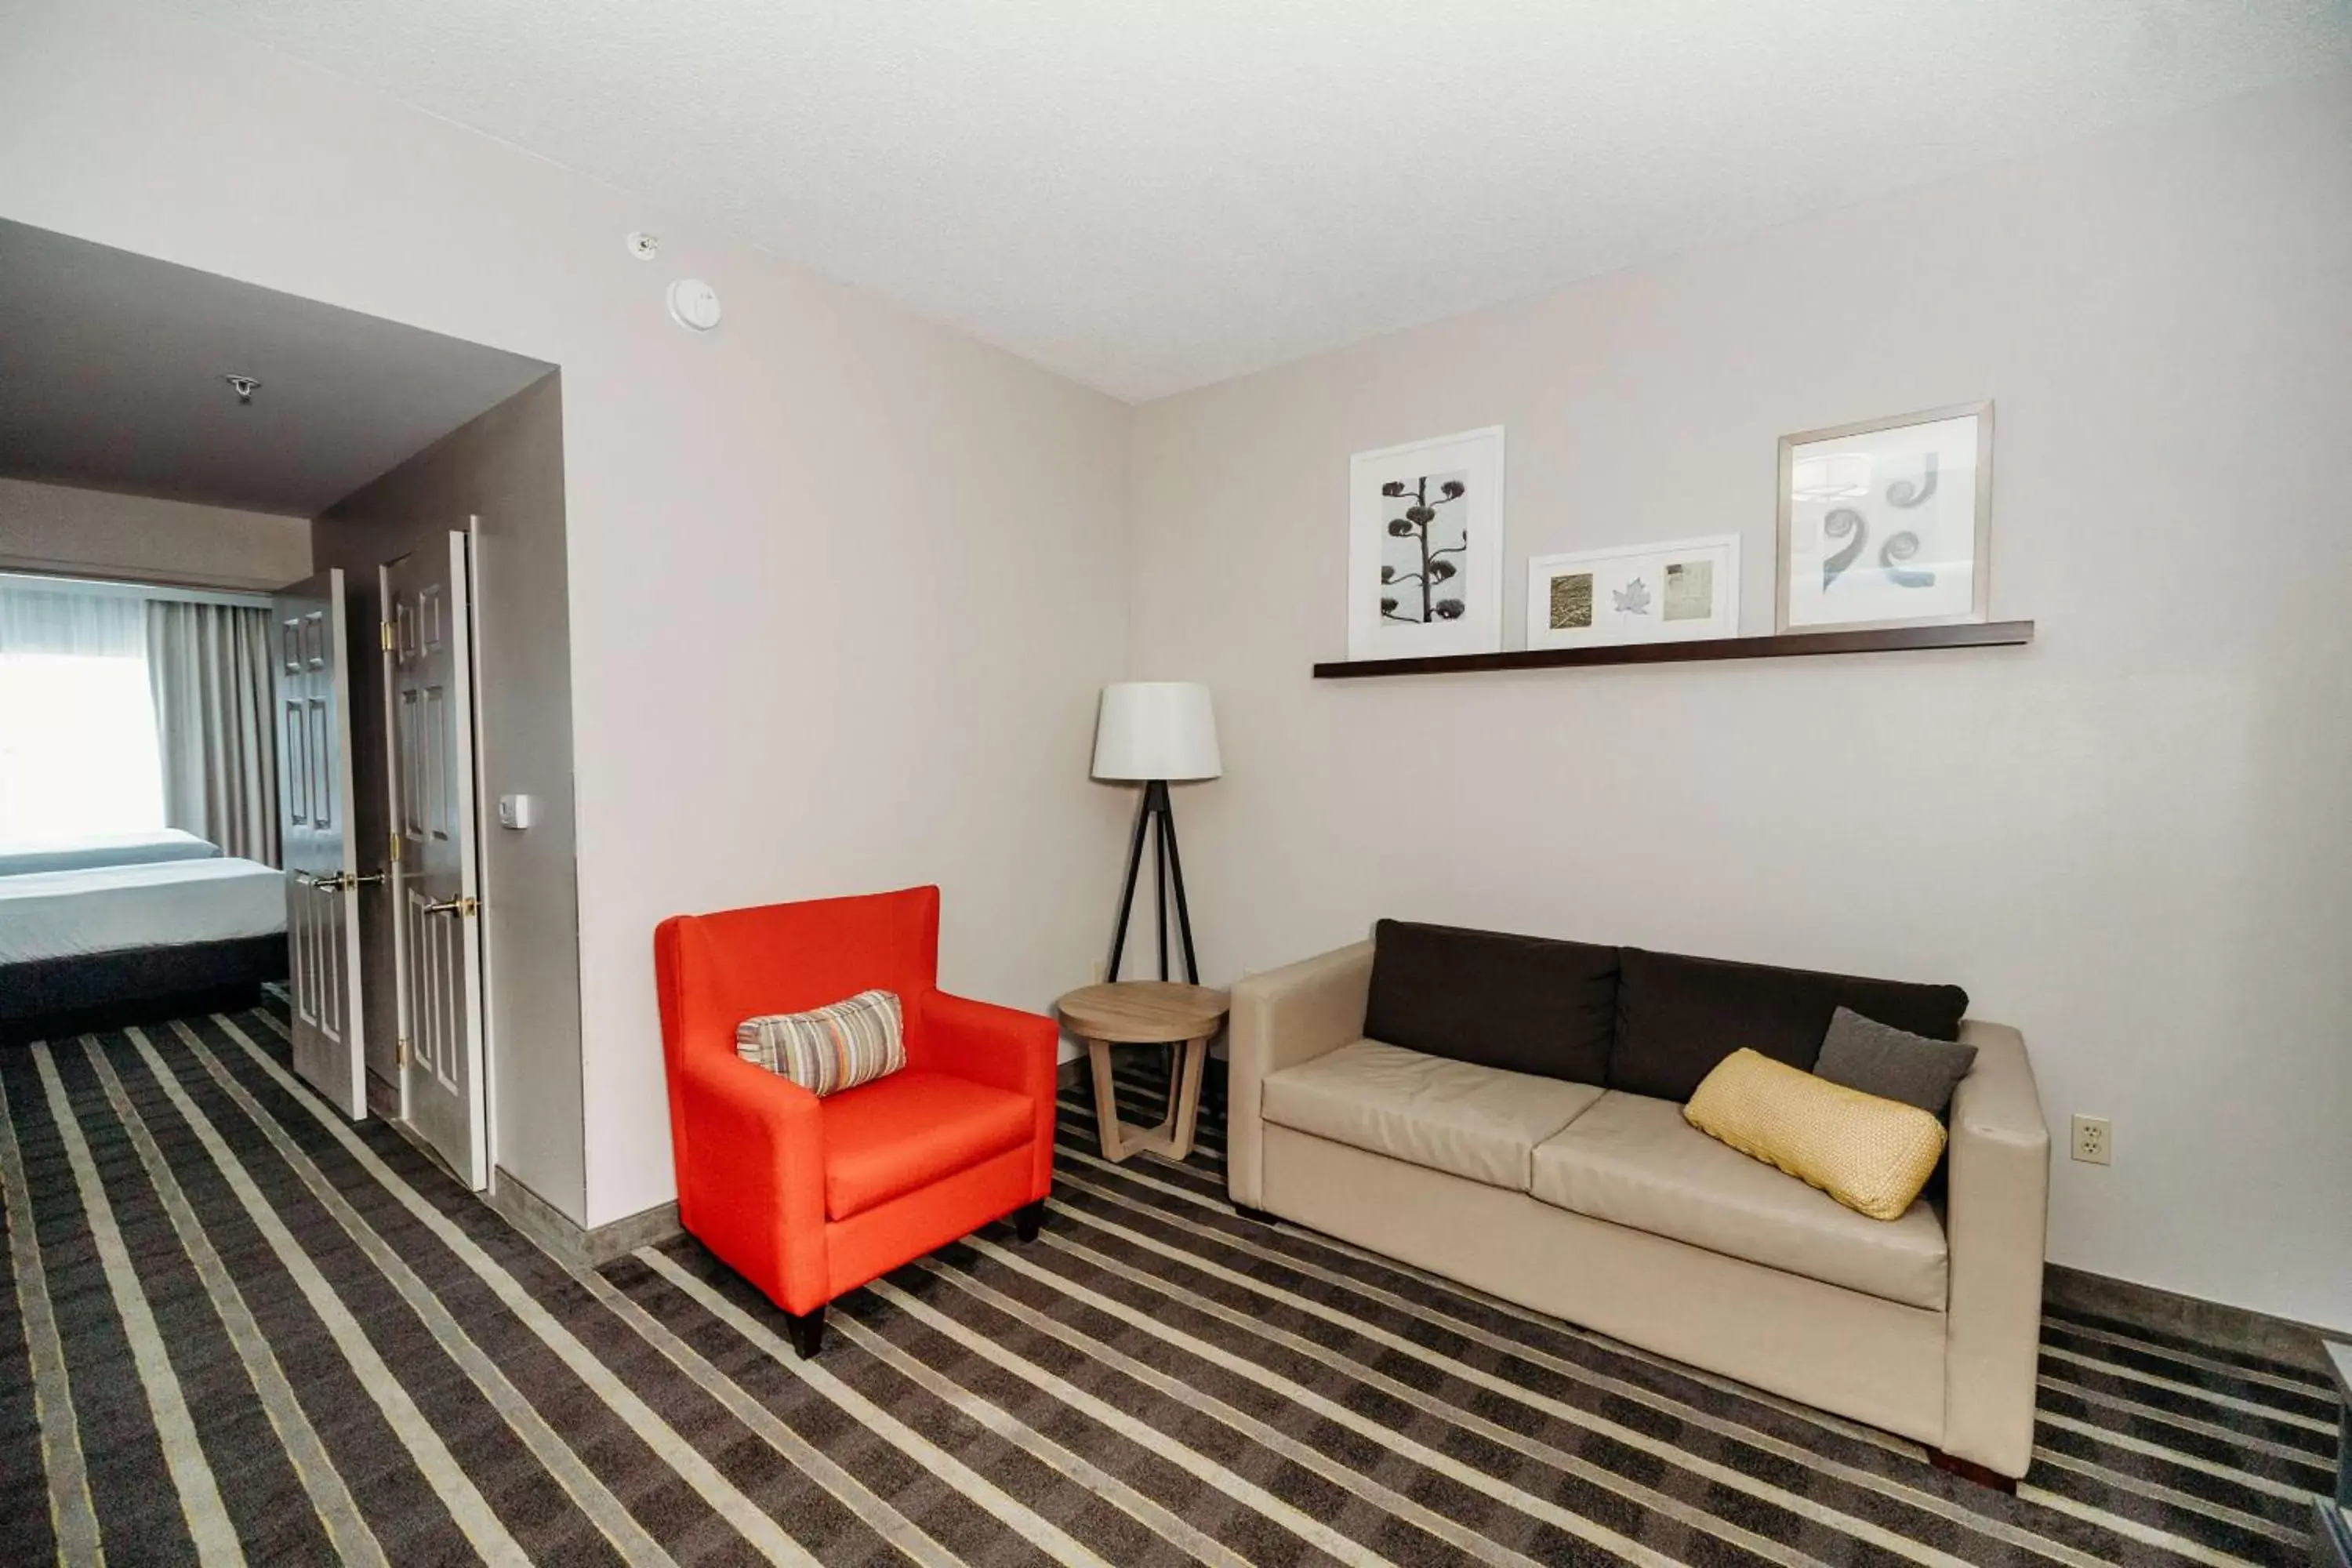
[1684,1049,1945,1221]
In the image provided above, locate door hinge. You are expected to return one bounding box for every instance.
[379,620,395,652]
[389,833,401,865]
[396,1035,411,1068]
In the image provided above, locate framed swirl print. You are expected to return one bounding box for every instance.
[1777,402,1992,633]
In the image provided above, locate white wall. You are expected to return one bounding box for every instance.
[1127,73,2352,1330]
[0,476,310,591]
[0,1,1134,1226]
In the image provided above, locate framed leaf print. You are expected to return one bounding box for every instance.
[1525,535,1740,650]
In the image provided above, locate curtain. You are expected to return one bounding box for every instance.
[0,583,165,841]
[146,600,280,866]
[0,583,147,656]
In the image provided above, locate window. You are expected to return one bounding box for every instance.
[0,584,166,842]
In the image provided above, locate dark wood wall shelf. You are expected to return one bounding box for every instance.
[1312,621,2034,679]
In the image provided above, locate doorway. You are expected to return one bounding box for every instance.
[310,372,584,1214]
[2,216,583,1218]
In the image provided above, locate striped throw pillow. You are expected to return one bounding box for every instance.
[736,989,906,1098]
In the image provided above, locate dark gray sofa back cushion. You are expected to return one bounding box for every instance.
[1363,919,1618,1085]
[1608,946,1968,1103]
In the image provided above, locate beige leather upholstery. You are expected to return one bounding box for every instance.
[1264,1038,1605,1190]
[1227,937,2051,1479]
[1940,1021,2049,1480]
[1226,941,1373,1207]
[1262,1122,1948,1446]
[1530,1090,1948,1309]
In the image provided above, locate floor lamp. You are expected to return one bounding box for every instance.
[1093,682,1221,984]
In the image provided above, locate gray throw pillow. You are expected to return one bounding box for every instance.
[1813,1007,1978,1119]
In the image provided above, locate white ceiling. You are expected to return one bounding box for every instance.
[0,220,553,515]
[186,1,2350,401]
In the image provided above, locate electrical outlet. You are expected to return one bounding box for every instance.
[1088,960,1107,986]
[2070,1114,2112,1165]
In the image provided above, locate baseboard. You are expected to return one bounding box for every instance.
[2317,1497,2351,1568]
[1057,1056,1083,1090]
[485,1166,682,1269]
[2045,1263,2340,1374]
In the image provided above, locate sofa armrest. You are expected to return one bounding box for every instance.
[1940,1019,2050,1479]
[676,1049,831,1313]
[1226,939,1374,1207]
[920,990,1059,1201]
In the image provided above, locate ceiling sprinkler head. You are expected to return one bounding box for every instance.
[223,374,260,404]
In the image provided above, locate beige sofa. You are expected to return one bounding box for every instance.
[1227,940,2051,1482]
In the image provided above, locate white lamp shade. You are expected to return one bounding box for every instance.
[1092,682,1221,782]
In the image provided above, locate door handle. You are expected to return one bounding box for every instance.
[317,871,386,892]
[422,895,479,917]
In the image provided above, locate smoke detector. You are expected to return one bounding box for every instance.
[223,374,261,404]
[667,278,722,332]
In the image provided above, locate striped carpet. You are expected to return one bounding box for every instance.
[0,997,2337,1566]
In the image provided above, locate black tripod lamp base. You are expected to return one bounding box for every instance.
[1105,779,1200,985]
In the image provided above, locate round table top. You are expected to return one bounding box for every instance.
[1057,981,1230,1043]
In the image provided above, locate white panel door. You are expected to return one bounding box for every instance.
[273,569,368,1120]
[384,535,488,1189]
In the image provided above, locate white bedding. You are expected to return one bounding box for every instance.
[0,829,221,878]
[0,858,285,965]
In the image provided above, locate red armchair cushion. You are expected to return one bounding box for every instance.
[820,1069,1033,1221]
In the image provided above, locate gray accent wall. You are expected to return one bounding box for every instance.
[313,373,586,1223]
[0,477,311,591]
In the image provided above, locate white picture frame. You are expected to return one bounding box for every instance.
[1346,426,1505,662]
[1777,401,1993,633]
[1524,535,1741,650]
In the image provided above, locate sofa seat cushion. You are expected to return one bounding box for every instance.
[1529,1089,1947,1309]
[821,1069,1034,1221]
[1262,1038,1604,1191]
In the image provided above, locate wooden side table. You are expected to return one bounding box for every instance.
[1058,981,1229,1163]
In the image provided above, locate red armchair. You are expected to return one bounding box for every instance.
[653,885,1058,1355]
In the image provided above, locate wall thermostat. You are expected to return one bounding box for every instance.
[667,278,722,332]
[496,793,534,830]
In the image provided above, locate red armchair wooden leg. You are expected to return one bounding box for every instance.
[785,1305,826,1359]
[1014,1200,1045,1243]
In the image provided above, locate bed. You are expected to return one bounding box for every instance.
[0,858,288,1042]
[0,828,223,877]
